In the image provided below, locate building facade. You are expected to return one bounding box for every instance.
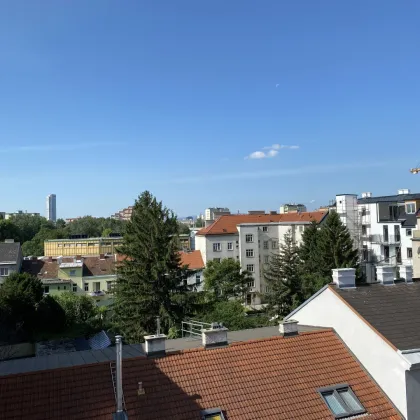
[336,190,418,282]
[180,250,205,292]
[279,203,307,214]
[4,210,40,220]
[196,211,328,305]
[204,207,230,222]
[44,236,123,257]
[111,206,133,221]
[46,194,57,222]
[0,240,23,284]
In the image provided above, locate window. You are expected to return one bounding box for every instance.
[263,241,269,249]
[361,225,367,236]
[213,258,221,263]
[0,268,9,276]
[94,282,100,291]
[265,286,270,293]
[84,283,89,292]
[262,226,268,232]
[272,241,278,249]
[383,225,389,242]
[246,264,254,272]
[407,229,412,236]
[299,225,304,232]
[69,269,76,276]
[245,234,254,243]
[406,203,416,214]
[200,408,226,420]
[107,281,112,291]
[63,286,67,290]
[195,273,201,284]
[264,255,269,263]
[72,284,77,292]
[227,242,233,251]
[43,286,49,294]
[408,247,413,258]
[362,245,368,261]
[246,249,254,257]
[57,286,60,290]
[319,385,365,419]
[394,225,401,242]
[247,279,255,288]
[213,243,221,252]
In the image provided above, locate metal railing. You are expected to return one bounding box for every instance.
[369,234,401,244]
[181,320,212,340]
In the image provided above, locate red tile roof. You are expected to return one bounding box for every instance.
[197,211,327,236]
[0,330,399,419]
[179,250,204,270]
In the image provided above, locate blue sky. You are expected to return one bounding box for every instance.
[1,1,419,219]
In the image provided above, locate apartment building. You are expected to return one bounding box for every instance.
[0,240,23,284]
[22,255,117,304]
[111,206,133,221]
[44,236,123,257]
[3,210,40,220]
[46,194,57,223]
[204,207,230,222]
[279,203,307,213]
[336,190,418,282]
[196,211,328,305]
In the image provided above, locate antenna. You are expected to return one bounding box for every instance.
[156,316,161,336]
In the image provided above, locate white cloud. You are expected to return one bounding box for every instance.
[263,144,300,150]
[267,149,278,158]
[247,151,266,159]
[0,142,123,153]
[309,199,316,204]
[170,161,387,184]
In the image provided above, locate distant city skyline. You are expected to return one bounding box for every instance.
[1,1,419,218]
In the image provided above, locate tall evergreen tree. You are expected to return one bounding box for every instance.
[317,211,359,278]
[264,230,302,317]
[114,191,193,343]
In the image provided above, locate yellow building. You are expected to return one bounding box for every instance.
[44,237,124,257]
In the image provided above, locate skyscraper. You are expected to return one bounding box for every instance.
[46,194,57,222]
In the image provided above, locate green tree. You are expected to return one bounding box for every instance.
[0,273,43,332]
[317,211,359,278]
[178,222,191,235]
[264,230,302,317]
[195,218,204,228]
[36,295,67,333]
[66,216,126,238]
[55,219,66,229]
[9,214,53,243]
[113,191,193,343]
[54,292,97,327]
[0,219,21,243]
[102,227,113,237]
[203,259,252,302]
[22,227,69,257]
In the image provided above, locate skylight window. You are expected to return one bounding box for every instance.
[319,384,365,419]
[201,408,226,420]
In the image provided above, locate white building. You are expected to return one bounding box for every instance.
[3,210,40,220]
[335,190,418,283]
[204,207,230,222]
[196,211,328,305]
[286,267,418,419]
[279,203,307,214]
[179,250,205,292]
[46,194,57,223]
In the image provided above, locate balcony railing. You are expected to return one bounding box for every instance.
[370,234,401,244]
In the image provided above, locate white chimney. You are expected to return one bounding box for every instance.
[399,265,413,284]
[332,268,356,288]
[398,189,410,195]
[279,319,299,337]
[144,334,167,357]
[202,323,228,349]
[361,192,372,198]
[376,266,394,285]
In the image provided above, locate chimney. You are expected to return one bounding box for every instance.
[332,268,356,288]
[144,317,167,357]
[361,192,372,198]
[112,335,127,420]
[398,189,410,195]
[202,323,228,349]
[376,266,394,285]
[399,265,413,284]
[279,319,299,337]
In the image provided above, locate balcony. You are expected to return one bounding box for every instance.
[413,230,420,239]
[370,234,401,244]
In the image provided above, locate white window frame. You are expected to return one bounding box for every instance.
[246,264,254,272]
[213,243,221,252]
[246,249,254,258]
[263,241,269,249]
[72,284,77,292]
[272,241,278,249]
[262,226,268,232]
[84,283,89,292]
[247,279,255,288]
[408,247,413,258]
[406,203,416,214]
[245,234,254,243]
[406,229,412,236]
[195,273,201,284]
[264,255,269,264]
[227,242,233,251]
[0,267,9,276]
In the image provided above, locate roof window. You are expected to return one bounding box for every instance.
[319,384,365,419]
[201,408,226,420]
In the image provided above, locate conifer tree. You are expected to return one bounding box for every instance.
[317,211,359,278]
[114,191,193,343]
[264,230,302,317]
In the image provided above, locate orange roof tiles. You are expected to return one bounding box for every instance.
[179,250,204,270]
[197,211,327,236]
[0,330,399,419]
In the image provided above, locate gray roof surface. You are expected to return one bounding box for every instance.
[0,324,323,377]
[358,193,420,204]
[0,242,20,263]
[333,280,420,350]
[401,213,417,227]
